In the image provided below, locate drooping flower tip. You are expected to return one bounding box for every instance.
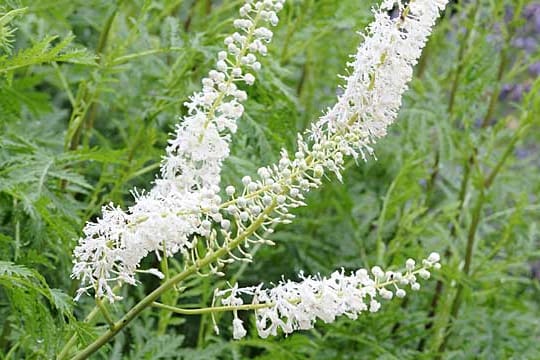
[233,317,247,340]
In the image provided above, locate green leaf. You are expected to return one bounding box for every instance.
[0,34,96,74]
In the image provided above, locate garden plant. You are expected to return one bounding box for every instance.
[0,0,539,359]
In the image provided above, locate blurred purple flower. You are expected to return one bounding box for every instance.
[532,261,540,281]
[515,148,530,159]
[499,84,513,100]
[499,83,532,102]
[523,3,540,32]
[513,36,537,52]
[529,61,540,76]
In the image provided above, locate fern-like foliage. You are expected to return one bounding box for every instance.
[0,34,96,74]
[0,7,26,54]
[0,261,73,357]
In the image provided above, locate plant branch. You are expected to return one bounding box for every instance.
[447,1,479,113]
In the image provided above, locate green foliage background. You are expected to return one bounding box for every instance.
[0,0,539,358]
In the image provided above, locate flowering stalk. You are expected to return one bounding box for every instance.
[213,253,441,339]
[72,0,285,302]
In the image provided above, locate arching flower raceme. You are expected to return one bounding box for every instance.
[215,253,442,339]
[212,0,448,266]
[72,0,285,302]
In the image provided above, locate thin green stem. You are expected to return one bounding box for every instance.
[447,2,479,113]
[280,0,313,65]
[183,0,196,31]
[111,47,182,64]
[161,242,170,281]
[13,199,20,261]
[81,4,120,148]
[424,150,440,206]
[152,301,272,315]
[484,124,529,189]
[375,159,421,264]
[479,49,507,128]
[52,62,75,107]
[96,298,116,330]
[436,188,484,354]
[204,0,212,14]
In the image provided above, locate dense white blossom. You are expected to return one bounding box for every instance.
[215,253,442,339]
[213,0,449,265]
[72,0,285,301]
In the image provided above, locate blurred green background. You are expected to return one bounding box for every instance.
[0,0,539,358]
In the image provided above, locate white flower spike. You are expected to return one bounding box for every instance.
[215,253,442,339]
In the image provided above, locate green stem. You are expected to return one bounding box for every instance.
[81,4,120,149]
[152,301,272,315]
[483,124,528,189]
[196,277,211,347]
[280,0,313,65]
[156,243,174,335]
[423,150,440,206]
[112,47,182,64]
[161,242,170,281]
[13,198,20,261]
[479,49,507,128]
[52,62,75,106]
[96,298,116,330]
[416,37,430,78]
[447,2,479,113]
[375,160,421,264]
[436,188,485,354]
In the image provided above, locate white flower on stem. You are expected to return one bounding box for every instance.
[215,254,442,339]
[232,317,247,340]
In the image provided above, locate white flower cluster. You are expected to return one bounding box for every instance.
[72,0,285,302]
[213,0,448,262]
[310,0,449,147]
[216,253,442,339]
[162,0,285,191]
